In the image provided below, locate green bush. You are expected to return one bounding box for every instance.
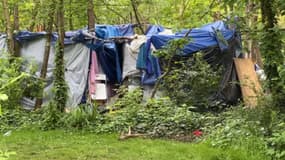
[0,56,43,109]
[160,53,222,110]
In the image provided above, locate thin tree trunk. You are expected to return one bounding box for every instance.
[34,0,56,109]
[69,0,74,31]
[131,0,144,34]
[260,0,282,92]
[29,0,40,31]
[87,0,95,32]
[13,2,20,57]
[2,0,15,55]
[54,0,67,112]
[150,56,174,98]
[245,1,254,58]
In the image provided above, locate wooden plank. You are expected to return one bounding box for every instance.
[234,58,262,107]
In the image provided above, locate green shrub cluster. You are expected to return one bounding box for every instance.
[0,56,43,110]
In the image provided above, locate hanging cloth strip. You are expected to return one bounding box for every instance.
[88,50,99,96]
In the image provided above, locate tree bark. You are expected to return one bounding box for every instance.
[29,0,40,31]
[130,0,145,34]
[2,0,15,55]
[34,0,56,109]
[260,0,282,93]
[68,0,74,31]
[13,2,20,57]
[55,0,67,112]
[87,0,95,32]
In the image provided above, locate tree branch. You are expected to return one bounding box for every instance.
[130,0,145,34]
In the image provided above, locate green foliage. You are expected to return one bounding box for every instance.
[156,40,222,110]
[0,150,16,160]
[0,94,8,116]
[61,104,103,130]
[205,103,285,160]
[53,44,68,112]
[104,88,203,137]
[266,130,285,159]
[41,101,64,130]
[0,56,43,109]
[0,108,41,133]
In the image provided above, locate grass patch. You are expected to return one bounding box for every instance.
[0,129,269,160]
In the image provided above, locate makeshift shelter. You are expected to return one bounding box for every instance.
[147,21,243,104]
[0,21,247,108]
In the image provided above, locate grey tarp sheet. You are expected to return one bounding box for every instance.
[122,35,146,79]
[0,35,7,55]
[19,37,89,108]
[20,37,55,108]
[64,43,90,108]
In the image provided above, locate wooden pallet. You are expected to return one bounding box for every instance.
[234,58,262,108]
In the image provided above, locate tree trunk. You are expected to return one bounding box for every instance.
[13,2,20,57]
[2,0,15,55]
[87,0,95,32]
[68,0,74,31]
[260,0,283,93]
[29,0,40,31]
[34,0,56,109]
[54,0,67,112]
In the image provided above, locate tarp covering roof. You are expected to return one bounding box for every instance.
[140,21,235,85]
[150,21,235,56]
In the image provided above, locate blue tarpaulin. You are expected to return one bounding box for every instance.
[15,31,58,44]
[151,21,234,56]
[16,24,135,44]
[140,21,235,84]
[95,24,135,39]
[139,25,165,85]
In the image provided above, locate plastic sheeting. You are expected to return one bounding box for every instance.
[19,36,89,109]
[0,35,7,55]
[16,31,58,44]
[139,21,235,85]
[64,43,90,108]
[20,37,55,108]
[122,35,146,80]
[151,29,234,56]
[95,24,135,39]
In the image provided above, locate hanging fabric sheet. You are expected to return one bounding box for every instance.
[88,51,99,96]
[94,42,122,83]
[122,35,147,80]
